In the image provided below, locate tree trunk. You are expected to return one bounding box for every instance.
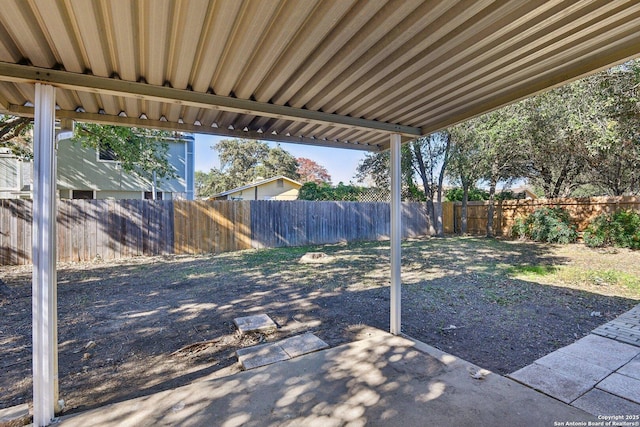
[486,178,497,238]
[413,142,437,235]
[434,132,451,237]
[426,198,437,235]
[461,181,469,235]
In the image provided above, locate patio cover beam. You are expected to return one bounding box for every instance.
[0,63,422,139]
[6,105,382,152]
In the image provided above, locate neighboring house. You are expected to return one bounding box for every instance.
[212,176,302,201]
[0,134,195,200]
[0,148,32,199]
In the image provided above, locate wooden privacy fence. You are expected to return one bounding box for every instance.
[445,196,640,236]
[0,199,174,265]
[0,199,433,265]
[249,201,430,248]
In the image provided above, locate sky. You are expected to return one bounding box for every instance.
[193,134,367,184]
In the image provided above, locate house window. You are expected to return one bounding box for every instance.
[276,178,284,188]
[98,146,118,162]
[0,155,18,190]
[144,191,163,200]
[72,190,94,199]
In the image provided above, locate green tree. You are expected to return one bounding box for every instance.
[449,108,526,236]
[297,182,365,201]
[0,115,32,158]
[0,116,180,182]
[517,86,590,198]
[579,60,640,195]
[355,145,415,189]
[72,123,178,181]
[445,188,489,202]
[356,133,451,235]
[197,139,301,196]
[515,59,640,197]
[448,121,487,234]
[256,145,299,181]
[195,169,226,198]
[409,133,451,236]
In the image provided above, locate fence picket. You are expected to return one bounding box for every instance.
[16,197,640,265]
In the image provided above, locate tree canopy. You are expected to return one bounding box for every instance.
[446,59,640,201]
[0,117,180,182]
[356,133,451,234]
[72,123,178,181]
[195,139,302,198]
[297,182,366,201]
[0,115,32,158]
[296,157,331,184]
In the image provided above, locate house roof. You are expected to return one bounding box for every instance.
[213,175,302,198]
[1,1,639,152]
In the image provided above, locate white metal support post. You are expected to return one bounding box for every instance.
[390,133,402,335]
[32,83,57,426]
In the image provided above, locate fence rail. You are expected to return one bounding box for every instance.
[1,199,433,265]
[445,196,640,236]
[6,197,635,266]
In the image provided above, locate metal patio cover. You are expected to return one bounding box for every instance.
[1,0,640,150]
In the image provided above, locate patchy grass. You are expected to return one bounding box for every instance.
[507,265,558,277]
[1,236,638,413]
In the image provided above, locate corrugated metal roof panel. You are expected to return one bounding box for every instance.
[0,0,639,151]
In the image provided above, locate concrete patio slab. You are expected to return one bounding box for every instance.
[508,363,593,403]
[535,350,611,384]
[618,354,640,381]
[233,314,277,334]
[572,389,640,417]
[556,334,638,371]
[280,333,329,358]
[510,304,640,417]
[592,305,640,347]
[596,373,640,404]
[57,332,594,427]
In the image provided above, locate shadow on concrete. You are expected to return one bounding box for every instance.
[56,333,595,427]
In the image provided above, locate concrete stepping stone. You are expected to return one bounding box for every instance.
[236,333,329,370]
[0,403,30,427]
[233,314,277,334]
[236,342,289,370]
[280,333,329,358]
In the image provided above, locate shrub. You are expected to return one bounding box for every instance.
[583,210,640,249]
[511,207,578,244]
[445,187,489,202]
[582,214,610,248]
[298,182,366,201]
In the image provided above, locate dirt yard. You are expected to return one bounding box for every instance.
[1,237,638,415]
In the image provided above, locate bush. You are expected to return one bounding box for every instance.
[511,207,578,244]
[583,210,640,249]
[298,182,365,201]
[445,187,489,202]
